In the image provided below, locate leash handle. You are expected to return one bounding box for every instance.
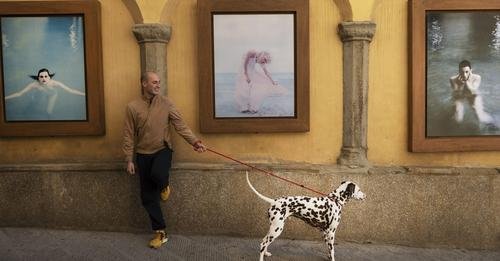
[206,148,328,197]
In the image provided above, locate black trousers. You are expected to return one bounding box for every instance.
[136,147,173,231]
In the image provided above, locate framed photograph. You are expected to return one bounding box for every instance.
[198,0,309,133]
[0,0,104,136]
[410,0,500,151]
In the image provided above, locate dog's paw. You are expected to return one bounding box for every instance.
[265,251,272,257]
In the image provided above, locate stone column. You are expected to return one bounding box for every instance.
[132,23,171,95]
[337,21,376,168]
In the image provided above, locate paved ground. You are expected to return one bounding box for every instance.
[1,227,499,261]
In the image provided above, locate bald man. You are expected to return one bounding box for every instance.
[123,71,206,248]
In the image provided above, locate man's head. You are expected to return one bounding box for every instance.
[141,71,161,97]
[458,60,472,79]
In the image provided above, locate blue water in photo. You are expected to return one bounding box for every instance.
[2,16,87,121]
[215,73,295,118]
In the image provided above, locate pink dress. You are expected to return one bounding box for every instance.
[235,51,288,113]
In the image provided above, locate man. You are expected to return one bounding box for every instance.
[449,60,495,127]
[123,71,206,249]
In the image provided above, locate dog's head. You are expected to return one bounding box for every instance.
[334,181,366,202]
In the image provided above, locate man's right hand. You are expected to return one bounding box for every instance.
[127,161,135,175]
[458,74,466,83]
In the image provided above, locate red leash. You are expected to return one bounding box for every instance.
[206,148,328,197]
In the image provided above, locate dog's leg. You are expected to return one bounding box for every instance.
[259,219,285,260]
[323,229,336,261]
[259,234,271,261]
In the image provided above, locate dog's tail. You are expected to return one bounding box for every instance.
[246,171,274,204]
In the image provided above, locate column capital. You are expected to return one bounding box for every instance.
[132,23,171,44]
[338,21,376,42]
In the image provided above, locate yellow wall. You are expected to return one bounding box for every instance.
[0,0,499,168]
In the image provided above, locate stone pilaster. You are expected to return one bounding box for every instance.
[337,21,376,168]
[132,23,171,94]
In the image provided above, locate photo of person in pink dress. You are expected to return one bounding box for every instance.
[212,13,295,118]
[235,50,288,114]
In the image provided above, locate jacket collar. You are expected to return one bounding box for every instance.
[141,94,158,104]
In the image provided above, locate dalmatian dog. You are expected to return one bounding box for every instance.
[246,171,365,261]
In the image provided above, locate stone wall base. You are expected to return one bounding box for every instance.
[1,162,499,250]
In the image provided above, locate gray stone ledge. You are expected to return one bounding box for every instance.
[1,162,498,176]
[0,162,124,173]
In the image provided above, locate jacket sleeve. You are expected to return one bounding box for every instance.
[122,105,136,162]
[167,99,199,145]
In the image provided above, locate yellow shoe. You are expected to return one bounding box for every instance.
[149,230,168,249]
[161,186,171,201]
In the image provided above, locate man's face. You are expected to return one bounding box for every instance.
[459,66,471,80]
[142,73,161,97]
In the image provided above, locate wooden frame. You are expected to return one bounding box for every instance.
[0,0,104,136]
[198,0,309,133]
[410,0,500,152]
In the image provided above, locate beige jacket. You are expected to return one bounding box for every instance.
[123,95,199,162]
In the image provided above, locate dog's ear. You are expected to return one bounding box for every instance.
[345,183,355,197]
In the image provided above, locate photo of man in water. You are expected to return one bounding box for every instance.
[426,12,500,137]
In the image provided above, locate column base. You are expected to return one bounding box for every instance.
[337,147,370,168]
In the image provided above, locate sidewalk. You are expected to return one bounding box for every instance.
[1,227,499,261]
